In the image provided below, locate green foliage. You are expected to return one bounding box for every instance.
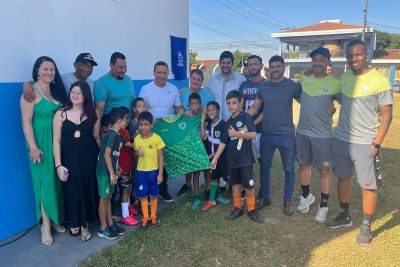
[376,30,400,49]
[189,50,198,71]
[232,50,252,72]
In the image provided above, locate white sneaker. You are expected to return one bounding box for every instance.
[314,206,329,223]
[297,193,315,213]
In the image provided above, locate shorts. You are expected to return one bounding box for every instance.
[296,133,332,169]
[135,170,159,198]
[211,168,229,182]
[252,133,261,159]
[332,138,377,190]
[97,175,114,198]
[228,165,254,189]
[118,172,133,188]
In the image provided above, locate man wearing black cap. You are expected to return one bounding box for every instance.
[22,52,97,101]
[296,47,341,223]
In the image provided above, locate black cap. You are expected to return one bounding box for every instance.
[75,53,98,66]
[309,47,331,59]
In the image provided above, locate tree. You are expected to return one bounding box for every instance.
[189,50,198,71]
[232,50,252,73]
[376,30,400,49]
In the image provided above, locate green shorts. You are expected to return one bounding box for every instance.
[97,175,114,198]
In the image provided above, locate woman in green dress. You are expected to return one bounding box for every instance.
[20,56,67,245]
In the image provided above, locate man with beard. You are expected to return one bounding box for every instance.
[248,55,301,215]
[327,40,392,245]
[207,51,246,122]
[94,52,135,116]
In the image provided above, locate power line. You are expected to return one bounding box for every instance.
[237,0,289,27]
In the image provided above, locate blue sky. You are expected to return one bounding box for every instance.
[190,0,400,59]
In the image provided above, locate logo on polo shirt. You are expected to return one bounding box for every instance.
[214,131,221,138]
[179,122,186,130]
[236,121,243,128]
[361,85,369,92]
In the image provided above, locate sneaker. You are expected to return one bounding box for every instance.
[326,213,353,229]
[120,215,139,226]
[314,206,329,223]
[109,223,126,235]
[192,198,202,211]
[284,201,294,216]
[255,198,271,210]
[247,210,263,224]
[355,224,372,245]
[97,227,119,240]
[297,193,315,213]
[129,204,139,216]
[159,190,174,203]
[201,200,216,212]
[226,207,243,220]
[216,195,231,205]
[177,184,192,197]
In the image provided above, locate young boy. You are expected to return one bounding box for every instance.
[134,111,165,229]
[97,107,129,240]
[211,91,263,223]
[201,101,231,211]
[129,97,147,138]
[118,107,139,226]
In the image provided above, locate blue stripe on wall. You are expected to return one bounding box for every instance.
[0,78,188,241]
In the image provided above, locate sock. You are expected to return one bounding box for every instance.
[209,183,218,202]
[246,195,255,212]
[362,213,373,226]
[339,202,349,216]
[141,198,149,221]
[233,192,242,209]
[301,185,310,198]
[121,202,129,218]
[320,193,329,208]
[150,198,158,220]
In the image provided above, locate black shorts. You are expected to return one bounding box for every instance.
[228,165,254,189]
[211,168,229,182]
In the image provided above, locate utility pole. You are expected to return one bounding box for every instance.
[361,0,369,41]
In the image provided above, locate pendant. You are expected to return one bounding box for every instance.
[74,130,81,138]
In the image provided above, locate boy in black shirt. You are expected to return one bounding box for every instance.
[211,91,263,223]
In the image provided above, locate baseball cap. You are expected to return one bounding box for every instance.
[75,53,98,66]
[309,47,330,59]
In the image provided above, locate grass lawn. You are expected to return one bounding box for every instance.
[82,94,400,267]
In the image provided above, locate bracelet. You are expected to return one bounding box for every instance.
[55,165,62,169]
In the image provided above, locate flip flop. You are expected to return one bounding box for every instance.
[69,227,81,236]
[80,228,92,242]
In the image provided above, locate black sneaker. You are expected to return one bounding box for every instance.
[247,210,263,224]
[177,184,192,197]
[255,198,271,210]
[226,207,243,220]
[326,212,353,229]
[355,224,372,245]
[109,223,125,235]
[159,190,174,203]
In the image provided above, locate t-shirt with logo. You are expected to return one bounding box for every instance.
[153,114,211,177]
[96,129,124,176]
[297,75,341,138]
[220,112,256,168]
[256,78,302,135]
[336,69,393,144]
[133,133,165,171]
[94,73,135,115]
[204,118,227,170]
[239,79,266,133]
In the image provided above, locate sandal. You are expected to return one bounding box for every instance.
[41,225,53,245]
[69,227,81,236]
[80,227,92,242]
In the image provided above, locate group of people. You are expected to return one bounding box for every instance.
[20,38,392,247]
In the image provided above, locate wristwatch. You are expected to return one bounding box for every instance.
[372,142,381,149]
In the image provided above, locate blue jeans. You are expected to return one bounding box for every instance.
[260,133,296,202]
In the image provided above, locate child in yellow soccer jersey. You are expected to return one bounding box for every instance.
[134,111,165,229]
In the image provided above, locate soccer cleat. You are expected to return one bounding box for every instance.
[226,207,243,220]
[216,195,231,205]
[247,210,263,224]
[109,223,126,235]
[355,224,372,245]
[177,184,192,197]
[192,198,202,211]
[326,213,353,229]
[297,193,315,213]
[255,198,271,210]
[159,190,174,203]
[201,200,216,212]
[120,215,139,226]
[97,227,119,240]
[314,206,329,223]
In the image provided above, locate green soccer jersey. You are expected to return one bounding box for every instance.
[153,114,210,177]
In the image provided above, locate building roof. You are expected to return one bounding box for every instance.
[373,49,400,60]
[283,20,363,33]
[195,59,219,68]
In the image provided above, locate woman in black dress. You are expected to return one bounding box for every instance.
[53,81,100,241]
